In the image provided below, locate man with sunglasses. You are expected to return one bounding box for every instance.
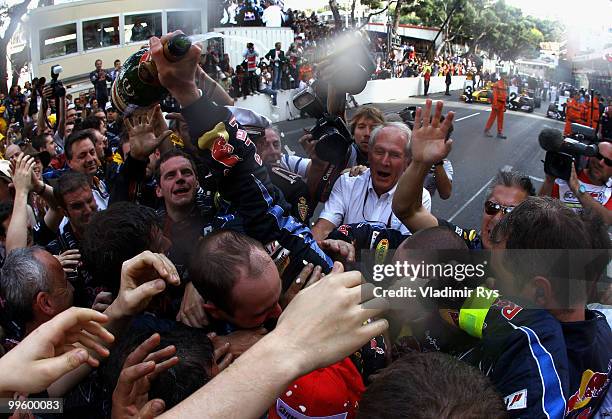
[540,141,612,225]
[392,99,535,250]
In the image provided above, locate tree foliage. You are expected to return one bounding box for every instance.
[404,0,563,60]
[0,0,32,93]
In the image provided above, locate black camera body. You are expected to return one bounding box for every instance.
[539,126,599,181]
[292,85,353,165]
[49,64,66,99]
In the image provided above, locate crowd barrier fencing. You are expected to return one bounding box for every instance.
[233,75,468,123]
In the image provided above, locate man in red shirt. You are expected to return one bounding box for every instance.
[540,141,612,225]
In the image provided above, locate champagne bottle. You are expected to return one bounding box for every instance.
[111,33,192,113]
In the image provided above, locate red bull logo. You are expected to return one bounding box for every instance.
[566,369,609,416]
[198,122,243,169]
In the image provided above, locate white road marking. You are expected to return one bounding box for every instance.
[455,112,480,122]
[448,177,495,222]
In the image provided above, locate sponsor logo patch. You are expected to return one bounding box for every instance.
[197,122,242,169]
[504,389,527,410]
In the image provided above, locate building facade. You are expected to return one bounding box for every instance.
[27,0,207,85]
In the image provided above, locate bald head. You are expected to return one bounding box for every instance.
[5,144,21,161]
[392,227,468,265]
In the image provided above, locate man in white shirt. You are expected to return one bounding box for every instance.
[262,0,284,27]
[312,122,431,241]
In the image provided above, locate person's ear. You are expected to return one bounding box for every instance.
[532,276,553,308]
[35,291,55,317]
[155,184,163,199]
[202,302,222,320]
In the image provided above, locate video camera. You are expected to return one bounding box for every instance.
[291,31,375,165]
[539,126,599,181]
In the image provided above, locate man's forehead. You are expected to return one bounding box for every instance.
[490,185,527,205]
[599,142,612,158]
[161,156,193,172]
[65,187,93,201]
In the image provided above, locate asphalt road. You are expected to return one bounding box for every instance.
[274,89,565,230]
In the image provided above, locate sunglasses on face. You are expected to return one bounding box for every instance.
[484,200,515,216]
[594,153,612,167]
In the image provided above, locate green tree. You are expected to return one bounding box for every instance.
[0,0,32,94]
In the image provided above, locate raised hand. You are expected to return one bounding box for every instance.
[110,251,180,318]
[11,153,36,195]
[126,108,172,161]
[411,99,454,165]
[0,307,114,396]
[149,32,201,108]
[280,263,323,309]
[111,333,178,419]
[55,248,81,274]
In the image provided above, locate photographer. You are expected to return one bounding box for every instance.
[89,59,109,108]
[539,141,612,225]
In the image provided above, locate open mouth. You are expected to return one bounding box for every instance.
[173,186,191,196]
[376,170,391,179]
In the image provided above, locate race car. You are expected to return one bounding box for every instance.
[508,93,535,112]
[460,83,493,104]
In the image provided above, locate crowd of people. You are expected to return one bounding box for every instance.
[0,24,610,419]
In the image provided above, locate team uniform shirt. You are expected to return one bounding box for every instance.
[319,169,432,235]
[458,300,570,418]
[563,309,612,418]
[552,170,612,212]
[437,217,483,249]
[180,95,333,276]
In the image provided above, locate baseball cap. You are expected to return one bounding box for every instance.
[105,102,116,112]
[226,106,271,140]
[0,160,12,183]
[268,357,365,419]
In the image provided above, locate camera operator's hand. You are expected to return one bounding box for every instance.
[149,31,202,108]
[298,132,319,160]
[411,100,454,165]
[42,85,54,100]
[568,162,581,194]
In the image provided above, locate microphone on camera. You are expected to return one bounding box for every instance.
[538,128,598,157]
[538,128,564,151]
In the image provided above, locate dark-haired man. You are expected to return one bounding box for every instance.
[46,172,98,307]
[64,129,109,210]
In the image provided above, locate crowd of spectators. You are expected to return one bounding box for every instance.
[0,19,610,419]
